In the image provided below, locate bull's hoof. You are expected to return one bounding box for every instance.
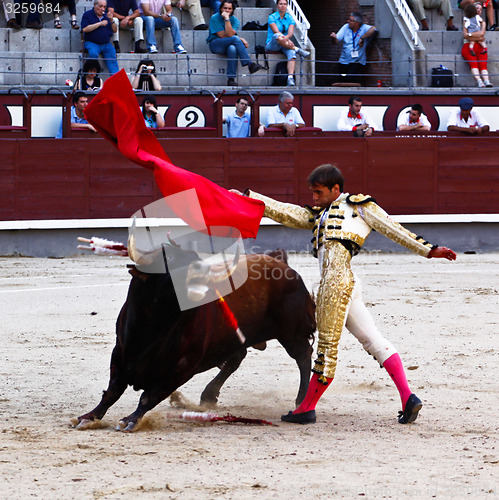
[116,419,139,432]
[70,416,103,430]
[200,390,219,408]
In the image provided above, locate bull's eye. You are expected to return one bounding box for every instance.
[192,261,203,271]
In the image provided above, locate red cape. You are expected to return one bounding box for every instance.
[84,69,264,238]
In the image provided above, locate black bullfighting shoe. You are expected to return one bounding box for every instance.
[398,394,423,424]
[281,410,316,424]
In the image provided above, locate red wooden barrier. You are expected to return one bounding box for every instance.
[1,136,498,221]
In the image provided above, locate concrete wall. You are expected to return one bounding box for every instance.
[1,222,498,258]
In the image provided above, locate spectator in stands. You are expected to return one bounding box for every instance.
[13,0,43,29]
[459,0,497,31]
[447,97,490,134]
[463,2,487,56]
[2,0,20,28]
[139,0,187,54]
[265,0,310,88]
[265,91,305,137]
[461,2,493,87]
[108,0,147,54]
[337,96,377,136]
[75,59,104,90]
[141,95,165,128]
[397,104,431,132]
[406,0,458,31]
[223,96,264,137]
[81,0,119,75]
[330,12,377,85]
[171,0,208,30]
[207,0,263,86]
[48,0,80,29]
[131,59,162,90]
[56,92,97,138]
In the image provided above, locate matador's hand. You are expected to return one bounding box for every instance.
[427,246,457,261]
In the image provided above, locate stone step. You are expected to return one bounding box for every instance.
[0,5,273,30]
[0,26,275,53]
[0,50,309,88]
[424,53,499,87]
[418,30,499,54]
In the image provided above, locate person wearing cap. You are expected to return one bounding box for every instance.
[447,97,489,134]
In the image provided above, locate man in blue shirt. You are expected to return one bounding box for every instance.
[81,0,119,75]
[207,0,262,86]
[330,12,376,85]
[56,92,97,138]
[224,97,263,137]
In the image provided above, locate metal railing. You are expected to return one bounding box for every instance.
[392,0,420,48]
[1,53,499,90]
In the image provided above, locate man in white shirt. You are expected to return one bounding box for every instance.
[447,97,489,135]
[266,91,305,137]
[397,103,431,132]
[337,96,376,136]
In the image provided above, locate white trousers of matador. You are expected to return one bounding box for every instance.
[313,240,397,381]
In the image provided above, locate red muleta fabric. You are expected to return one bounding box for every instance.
[84,69,264,239]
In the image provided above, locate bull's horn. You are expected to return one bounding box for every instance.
[207,246,240,283]
[128,217,161,266]
[167,232,181,248]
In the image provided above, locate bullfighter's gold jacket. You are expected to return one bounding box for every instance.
[247,191,436,258]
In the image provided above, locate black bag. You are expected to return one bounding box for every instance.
[272,61,288,86]
[255,44,269,70]
[242,21,268,30]
[431,66,453,87]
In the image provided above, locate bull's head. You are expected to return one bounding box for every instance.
[128,220,243,305]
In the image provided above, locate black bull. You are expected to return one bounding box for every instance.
[74,251,316,431]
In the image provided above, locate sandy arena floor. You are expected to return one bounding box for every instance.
[0,251,498,499]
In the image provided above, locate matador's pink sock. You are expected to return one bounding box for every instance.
[383,353,412,409]
[293,373,333,414]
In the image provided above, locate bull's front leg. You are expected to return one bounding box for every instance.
[200,349,247,406]
[72,345,128,429]
[116,383,178,432]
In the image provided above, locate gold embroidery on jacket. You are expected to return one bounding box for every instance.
[358,203,434,257]
[313,241,355,379]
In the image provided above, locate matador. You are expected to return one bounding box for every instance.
[242,164,457,424]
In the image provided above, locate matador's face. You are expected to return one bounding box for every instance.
[310,184,341,209]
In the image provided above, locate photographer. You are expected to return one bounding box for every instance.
[141,95,165,128]
[131,59,162,91]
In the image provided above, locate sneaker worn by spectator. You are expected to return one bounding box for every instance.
[149,44,158,53]
[193,23,208,30]
[295,47,310,57]
[227,77,236,85]
[175,44,187,54]
[287,75,295,86]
